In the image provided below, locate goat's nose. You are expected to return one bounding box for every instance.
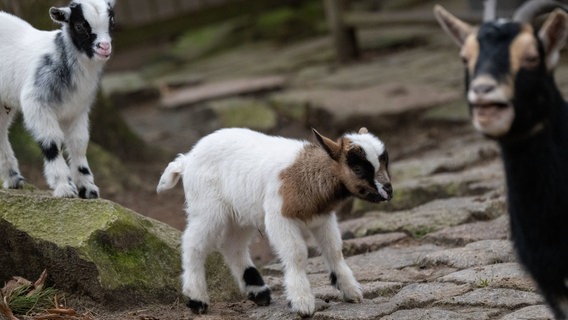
[383,183,393,197]
[472,83,496,95]
[97,42,111,50]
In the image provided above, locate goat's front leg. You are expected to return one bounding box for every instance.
[310,213,362,303]
[265,211,315,317]
[0,108,24,189]
[63,113,99,199]
[23,106,76,197]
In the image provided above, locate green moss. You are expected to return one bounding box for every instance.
[0,190,239,304]
[212,99,277,130]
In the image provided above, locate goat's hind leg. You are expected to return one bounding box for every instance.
[0,107,24,189]
[181,217,213,314]
[310,213,362,303]
[219,225,271,306]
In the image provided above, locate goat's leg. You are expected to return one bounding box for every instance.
[310,213,362,303]
[63,113,99,199]
[265,212,314,317]
[22,104,76,197]
[0,107,24,189]
[219,225,271,306]
[181,212,216,314]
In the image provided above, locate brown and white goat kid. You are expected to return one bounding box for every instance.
[435,1,568,318]
[157,127,392,317]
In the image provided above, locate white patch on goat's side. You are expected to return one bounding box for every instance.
[345,132,385,171]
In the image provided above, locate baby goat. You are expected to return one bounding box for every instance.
[0,0,115,198]
[157,127,392,317]
[435,1,568,318]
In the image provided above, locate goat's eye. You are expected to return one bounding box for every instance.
[109,16,115,30]
[352,165,365,178]
[74,22,87,34]
[460,55,468,65]
[523,55,539,69]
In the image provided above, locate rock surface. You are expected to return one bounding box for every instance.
[0,189,240,310]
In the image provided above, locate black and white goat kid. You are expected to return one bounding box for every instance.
[435,1,568,318]
[0,0,115,198]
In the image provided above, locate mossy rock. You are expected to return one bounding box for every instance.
[0,190,240,309]
[211,98,278,131]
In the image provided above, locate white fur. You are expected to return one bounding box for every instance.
[0,0,115,197]
[157,128,365,316]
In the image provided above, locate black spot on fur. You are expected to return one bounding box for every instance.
[34,32,74,105]
[186,299,208,314]
[78,166,91,175]
[40,142,59,161]
[68,4,95,58]
[243,267,265,286]
[108,8,115,31]
[248,288,271,306]
[330,272,338,288]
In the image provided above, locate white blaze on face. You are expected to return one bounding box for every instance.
[345,132,388,196]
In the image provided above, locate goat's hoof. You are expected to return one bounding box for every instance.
[342,285,363,303]
[248,287,271,306]
[78,186,99,199]
[4,173,24,189]
[186,299,208,314]
[287,296,315,318]
[53,182,78,198]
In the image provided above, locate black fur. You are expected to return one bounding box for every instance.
[68,4,95,58]
[34,33,74,105]
[248,288,271,306]
[330,272,338,288]
[469,21,568,319]
[243,267,265,286]
[78,166,91,175]
[40,141,59,161]
[186,299,208,314]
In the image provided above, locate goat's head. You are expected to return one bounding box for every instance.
[313,127,393,203]
[49,0,116,61]
[434,1,568,140]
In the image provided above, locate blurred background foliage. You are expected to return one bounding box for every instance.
[0,0,326,163]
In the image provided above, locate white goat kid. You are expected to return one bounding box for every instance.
[157,127,393,317]
[0,0,115,198]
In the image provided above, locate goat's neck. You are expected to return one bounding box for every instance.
[499,82,568,241]
[279,145,350,221]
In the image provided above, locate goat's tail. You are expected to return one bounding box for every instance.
[156,154,186,193]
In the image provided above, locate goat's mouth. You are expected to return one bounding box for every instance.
[470,101,515,137]
[360,189,392,203]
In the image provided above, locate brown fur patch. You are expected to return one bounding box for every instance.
[461,33,480,74]
[279,143,350,221]
[510,25,539,73]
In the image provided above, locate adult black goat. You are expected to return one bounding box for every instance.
[434,1,568,318]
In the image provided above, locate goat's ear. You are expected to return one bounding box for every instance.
[358,127,369,134]
[539,9,568,70]
[49,7,71,24]
[313,129,341,161]
[433,5,473,47]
